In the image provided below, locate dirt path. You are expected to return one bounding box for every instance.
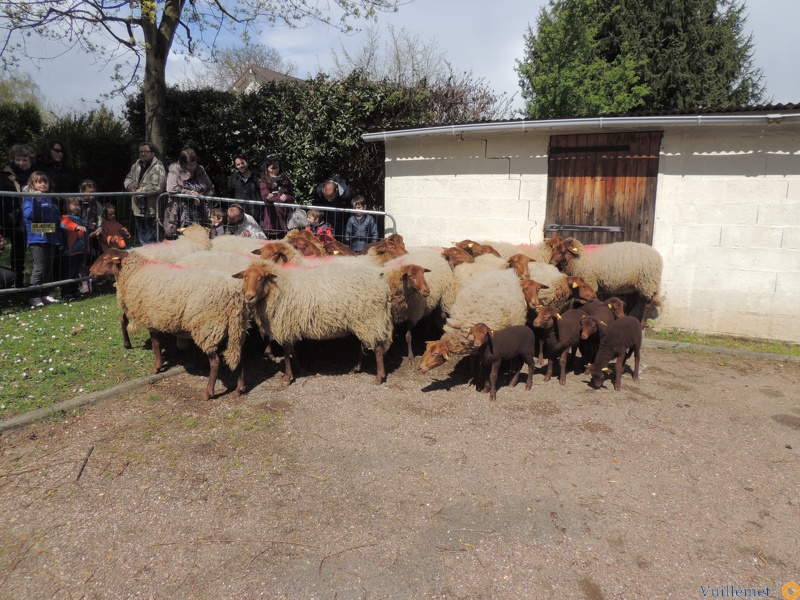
[1,342,799,598]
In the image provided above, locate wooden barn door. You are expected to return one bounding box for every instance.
[544,131,662,245]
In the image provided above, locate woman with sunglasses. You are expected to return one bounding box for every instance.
[35,140,78,196]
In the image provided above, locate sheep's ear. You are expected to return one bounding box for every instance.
[232,271,244,279]
[424,268,431,273]
[540,284,550,290]
[251,248,261,255]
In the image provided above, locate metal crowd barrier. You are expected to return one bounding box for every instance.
[1,190,397,298]
[0,191,139,297]
[154,192,397,243]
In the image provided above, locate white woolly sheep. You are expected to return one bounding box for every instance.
[527,262,598,313]
[417,268,530,373]
[467,323,537,401]
[588,315,642,391]
[235,257,394,385]
[482,237,568,264]
[210,235,269,255]
[135,223,212,263]
[89,248,252,399]
[553,238,663,323]
[392,247,456,320]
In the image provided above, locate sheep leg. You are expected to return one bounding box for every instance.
[632,344,641,382]
[121,312,132,349]
[543,358,554,382]
[374,343,386,384]
[235,361,246,396]
[488,361,500,401]
[205,351,220,400]
[558,349,569,386]
[282,342,295,386]
[524,355,535,391]
[404,329,415,364]
[640,298,653,326]
[150,330,163,373]
[509,357,523,388]
[613,354,625,391]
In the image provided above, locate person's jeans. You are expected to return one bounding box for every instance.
[29,243,55,294]
[135,216,158,245]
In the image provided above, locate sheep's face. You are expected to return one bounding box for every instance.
[441,246,474,268]
[588,365,609,389]
[533,307,560,329]
[403,264,431,298]
[580,315,601,340]
[254,242,292,264]
[507,254,532,279]
[606,297,626,319]
[467,323,492,348]
[417,340,451,373]
[521,279,548,309]
[567,276,597,302]
[89,249,127,278]
[235,265,277,306]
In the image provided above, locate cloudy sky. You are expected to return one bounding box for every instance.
[15,0,800,116]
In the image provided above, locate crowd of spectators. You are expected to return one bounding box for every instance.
[1,141,381,301]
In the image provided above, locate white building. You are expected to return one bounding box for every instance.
[363,107,800,343]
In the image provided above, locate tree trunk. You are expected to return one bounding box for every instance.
[143,46,168,156]
[140,0,184,156]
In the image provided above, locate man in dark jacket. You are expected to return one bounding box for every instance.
[226,155,263,225]
[312,175,354,239]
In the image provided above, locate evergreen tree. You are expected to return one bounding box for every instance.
[517,0,764,118]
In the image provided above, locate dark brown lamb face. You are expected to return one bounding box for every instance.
[589,367,606,389]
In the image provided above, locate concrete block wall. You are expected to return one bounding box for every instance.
[653,128,800,343]
[384,136,549,247]
[382,125,800,343]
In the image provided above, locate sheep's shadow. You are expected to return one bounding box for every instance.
[420,355,539,394]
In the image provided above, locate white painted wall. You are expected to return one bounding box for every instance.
[382,123,800,343]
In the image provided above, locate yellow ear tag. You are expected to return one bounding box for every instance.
[602,367,611,373]
[572,247,579,251]
[443,353,450,361]
[572,282,578,288]
[556,313,562,319]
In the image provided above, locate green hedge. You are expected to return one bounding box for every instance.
[125,73,435,208]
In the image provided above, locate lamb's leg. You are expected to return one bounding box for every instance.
[121,312,132,349]
[558,349,569,386]
[205,351,220,400]
[632,343,641,381]
[374,343,386,384]
[150,330,163,373]
[509,357,523,388]
[544,358,554,382]
[488,361,500,401]
[524,356,535,391]
[282,342,295,386]
[614,354,625,391]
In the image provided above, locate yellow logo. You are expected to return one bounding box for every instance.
[783,581,800,600]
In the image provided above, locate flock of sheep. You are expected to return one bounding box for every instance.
[89,225,663,400]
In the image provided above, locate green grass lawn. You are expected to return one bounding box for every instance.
[0,288,153,418]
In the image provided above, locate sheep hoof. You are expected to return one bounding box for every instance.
[559,378,566,386]
[123,342,132,350]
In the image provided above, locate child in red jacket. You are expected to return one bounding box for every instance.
[305,209,334,244]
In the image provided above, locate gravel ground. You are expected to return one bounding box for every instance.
[1,337,799,599]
